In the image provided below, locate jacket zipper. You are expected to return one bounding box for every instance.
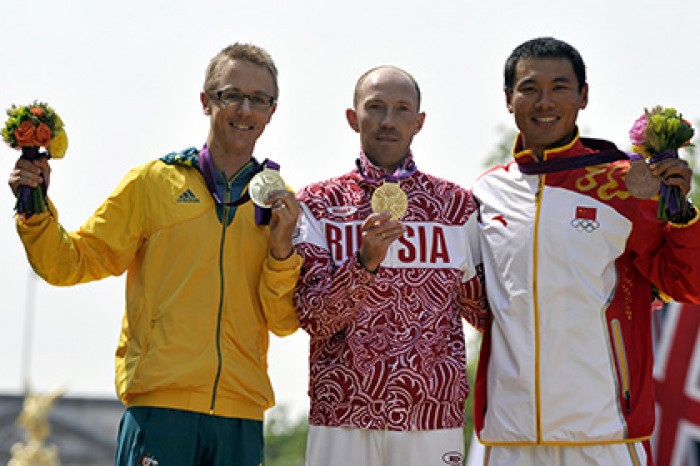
[209,187,230,414]
[533,174,544,443]
[611,319,632,414]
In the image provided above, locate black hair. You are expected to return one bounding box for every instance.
[504,37,586,93]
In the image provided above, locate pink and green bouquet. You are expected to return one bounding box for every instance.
[628,106,694,222]
[2,101,68,215]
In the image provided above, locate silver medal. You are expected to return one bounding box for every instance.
[249,169,286,207]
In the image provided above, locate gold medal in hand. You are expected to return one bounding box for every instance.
[371,182,408,220]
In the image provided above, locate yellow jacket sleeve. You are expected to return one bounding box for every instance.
[16,167,145,286]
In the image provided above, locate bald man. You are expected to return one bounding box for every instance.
[293,65,488,466]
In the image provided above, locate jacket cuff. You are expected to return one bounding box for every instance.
[669,204,699,229]
[266,249,302,271]
[352,252,379,281]
[16,198,57,227]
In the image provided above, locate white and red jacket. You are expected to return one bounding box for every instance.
[472,135,700,446]
[293,152,488,431]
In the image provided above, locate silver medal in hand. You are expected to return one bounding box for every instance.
[249,169,286,207]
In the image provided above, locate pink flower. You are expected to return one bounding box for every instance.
[629,114,648,146]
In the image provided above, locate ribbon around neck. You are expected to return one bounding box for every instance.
[355,158,417,184]
[517,150,629,175]
[517,138,629,175]
[198,145,280,225]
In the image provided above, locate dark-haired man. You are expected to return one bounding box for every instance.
[8,43,301,466]
[471,36,700,464]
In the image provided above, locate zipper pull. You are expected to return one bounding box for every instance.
[535,175,544,201]
[625,390,631,414]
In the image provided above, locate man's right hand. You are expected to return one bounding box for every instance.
[8,156,51,196]
[357,212,405,272]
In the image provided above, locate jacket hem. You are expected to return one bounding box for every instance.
[477,435,652,447]
[126,390,267,420]
[308,400,465,431]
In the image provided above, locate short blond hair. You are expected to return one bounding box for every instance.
[203,43,279,98]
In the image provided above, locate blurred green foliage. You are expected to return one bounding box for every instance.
[265,406,308,466]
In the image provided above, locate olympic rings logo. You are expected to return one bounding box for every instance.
[570,218,600,233]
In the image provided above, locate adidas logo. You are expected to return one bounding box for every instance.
[176,189,200,203]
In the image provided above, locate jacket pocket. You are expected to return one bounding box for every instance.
[610,319,631,414]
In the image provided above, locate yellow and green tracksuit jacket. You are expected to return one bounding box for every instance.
[15,147,301,421]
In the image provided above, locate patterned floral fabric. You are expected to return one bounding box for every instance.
[294,152,488,431]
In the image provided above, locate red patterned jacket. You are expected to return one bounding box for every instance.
[293,152,488,431]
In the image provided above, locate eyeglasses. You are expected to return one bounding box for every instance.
[211,88,276,111]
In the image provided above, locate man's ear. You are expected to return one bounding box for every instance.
[505,89,514,114]
[201,92,211,116]
[579,83,589,110]
[265,103,277,123]
[414,112,426,135]
[346,108,360,133]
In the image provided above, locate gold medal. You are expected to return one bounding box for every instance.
[371,182,408,220]
[625,159,661,199]
[249,169,287,207]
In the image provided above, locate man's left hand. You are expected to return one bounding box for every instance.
[651,158,693,196]
[266,189,300,260]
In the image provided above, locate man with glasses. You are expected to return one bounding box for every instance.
[8,43,301,466]
[293,65,489,466]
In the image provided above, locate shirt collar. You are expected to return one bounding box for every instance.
[214,159,258,187]
[512,127,596,164]
[356,151,417,183]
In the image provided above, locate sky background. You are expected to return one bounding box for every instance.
[1,0,699,421]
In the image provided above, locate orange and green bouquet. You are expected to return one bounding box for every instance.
[628,106,694,223]
[2,101,68,215]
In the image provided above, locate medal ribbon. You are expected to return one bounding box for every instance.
[518,151,629,175]
[516,137,691,222]
[517,137,629,175]
[254,160,279,225]
[355,157,417,184]
[649,149,689,220]
[198,145,280,225]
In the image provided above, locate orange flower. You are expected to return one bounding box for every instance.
[14,120,37,147]
[30,106,45,118]
[34,123,52,147]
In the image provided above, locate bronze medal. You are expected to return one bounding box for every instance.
[625,159,661,199]
[371,182,408,220]
[249,169,287,207]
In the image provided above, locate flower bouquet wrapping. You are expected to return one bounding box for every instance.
[2,102,68,215]
[628,106,695,223]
